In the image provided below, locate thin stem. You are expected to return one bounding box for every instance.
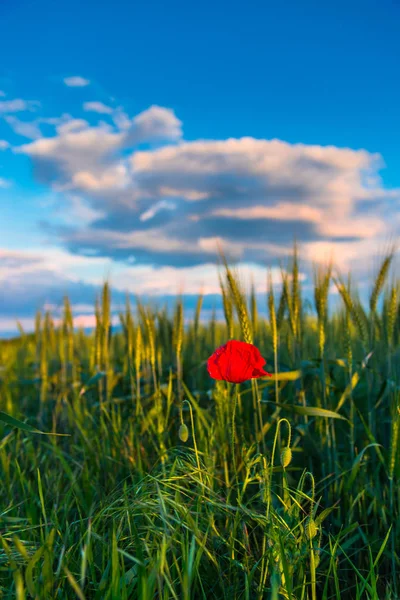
[231,383,240,486]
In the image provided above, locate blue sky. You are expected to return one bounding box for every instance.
[0,0,399,336]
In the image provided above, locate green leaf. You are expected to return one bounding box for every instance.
[302,358,349,369]
[79,371,106,396]
[335,371,360,412]
[334,351,373,412]
[0,411,70,436]
[315,502,340,526]
[345,443,383,491]
[269,403,348,421]
[268,370,302,381]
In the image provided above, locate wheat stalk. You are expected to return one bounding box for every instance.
[219,272,234,339]
[389,405,400,481]
[387,283,397,350]
[250,276,258,340]
[267,269,279,410]
[173,297,184,402]
[370,246,396,315]
[333,274,368,347]
[313,260,333,359]
[135,323,143,416]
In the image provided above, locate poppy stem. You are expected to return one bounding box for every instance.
[254,380,266,455]
[231,383,240,484]
[182,399,203,486]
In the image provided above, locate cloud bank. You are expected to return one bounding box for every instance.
[1,91,399,334]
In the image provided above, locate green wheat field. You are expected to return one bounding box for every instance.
[1,242,399,599]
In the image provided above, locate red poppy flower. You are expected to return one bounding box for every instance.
[207,340,272,384]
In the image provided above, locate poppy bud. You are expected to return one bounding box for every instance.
[179,424,189,442]
[280,447,292,468]
[305,517,318,540]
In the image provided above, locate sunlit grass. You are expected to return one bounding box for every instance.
[0,241,399,599]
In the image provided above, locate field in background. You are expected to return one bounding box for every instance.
[0,242,399,599]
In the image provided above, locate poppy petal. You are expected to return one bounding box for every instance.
[207,339,272,384]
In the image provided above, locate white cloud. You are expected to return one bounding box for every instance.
[159,187,209,200]
[83,101,113,114]
[126,105,182,145]
[48,195,106,226]
[68,196,106,224]
[43,302,95,314]
[64,227,195,253]
[300,239,396,277]
[103,259,290,297]
[10,102,400,291]
[140,199,177,222]
[210,203,322,221]
[71,165,130,191]
[207,202,386,239]
[112,108,131,131]
[64,76,90,87]
[0,247,112,284]
[0,178,11,188]
[130,138,374,189]
[0,140,10,150]
[4,115,42,139]
[129,138,392,238]
[17,106,182,195]
[0,244,301,308]
[0,99,39,113]
[18,124,124,178]
[56,119,90,134]
[0,317,35,334]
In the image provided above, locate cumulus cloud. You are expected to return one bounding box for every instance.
[17,106,182,199]
[17,124,400,275]
[64,76,90,87]
[71,165,130,191]
[83,101,113,114]
[125,105,183,145]
[18,123,124,186]
[130,138,377,212]
[7,102,400,310]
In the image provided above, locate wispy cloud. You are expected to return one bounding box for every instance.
[0,178,11,188]
[0,140,10,150]
[4,115,42,139]
[64,76,90,87]
[83,101,113,114]
[0,99,39,113]
[140,199,177,222]
[53,195,106,226]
